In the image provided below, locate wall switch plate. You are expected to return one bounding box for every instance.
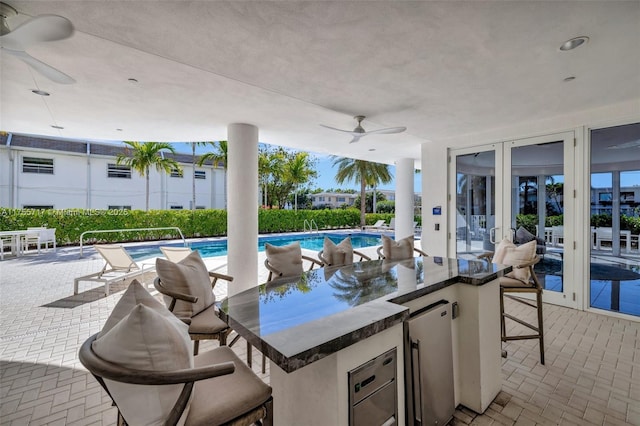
[435,223,440,231]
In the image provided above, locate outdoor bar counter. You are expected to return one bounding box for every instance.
[220,256,511,425]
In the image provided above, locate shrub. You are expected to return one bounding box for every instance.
[0,208,365,246]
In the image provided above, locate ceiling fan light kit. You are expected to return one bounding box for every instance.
[320,115,406,143]
[0,2,76,84]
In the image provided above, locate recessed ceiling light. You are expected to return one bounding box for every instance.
[51,125,64,129]
[31,89,50,96]
[560,36,589,51]
[564,76,576,82]
[128,78,138,83]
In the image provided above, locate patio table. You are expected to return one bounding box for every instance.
[0,229,40,258]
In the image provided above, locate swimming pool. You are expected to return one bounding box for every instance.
[127,232,386,260]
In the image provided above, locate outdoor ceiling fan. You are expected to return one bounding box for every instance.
[320,115,406,144]
[0,1,75,84]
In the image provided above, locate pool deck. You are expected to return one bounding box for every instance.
[1,233,639,425]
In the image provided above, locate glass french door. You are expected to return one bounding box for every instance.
[589,123,640,317]
[450,132,576,308]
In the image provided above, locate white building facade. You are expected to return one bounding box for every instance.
[0,134,226,210]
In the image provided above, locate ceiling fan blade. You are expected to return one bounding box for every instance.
[5,49,75,84]
[349,134,363,144]
[320,124,355,134]
[0,15,74,51]
[365,126,407,136]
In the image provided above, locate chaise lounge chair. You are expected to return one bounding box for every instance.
[74,244,145,297]
[364,219,387,230]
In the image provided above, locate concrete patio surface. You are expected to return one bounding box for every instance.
[0,243,638,425]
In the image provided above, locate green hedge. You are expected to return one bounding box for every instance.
[0,208,369,246]
[515,213,639,235]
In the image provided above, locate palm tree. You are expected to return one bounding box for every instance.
[116,141,180,211]
[285,152,316,211]
[332,157,393,227]
[198,141,228,207]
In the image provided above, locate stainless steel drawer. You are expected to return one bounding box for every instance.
[352,380,397,426]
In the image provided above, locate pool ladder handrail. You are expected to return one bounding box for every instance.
[303,219,319,234]
[79,226,186,257]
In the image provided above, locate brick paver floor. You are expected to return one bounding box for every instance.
[0,243,638,425]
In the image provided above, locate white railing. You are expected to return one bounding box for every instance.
[303,219,319,234]
[79,227,186,257]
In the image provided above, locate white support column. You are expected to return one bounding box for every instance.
[395,158,415,240]
[227,124,259,295]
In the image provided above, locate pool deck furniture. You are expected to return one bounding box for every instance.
[593,227,632,253]
[0,229,43,259]
[363,219,386,230]
[74,244,147,296]
[220,256,511,425]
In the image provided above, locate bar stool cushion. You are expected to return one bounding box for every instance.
[92,304,193,426]
[188,304,229,335]
[265,242,304,278]
[156,250,215,318]
[323,236,354,266]
[499,276,533,288]
[187,346,272,426]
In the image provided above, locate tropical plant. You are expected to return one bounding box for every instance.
[353,191,387,213]
[259,147,317,209]
[284,152,317,211]
[116,141,181,211]
[198,141,228,207]
[545,176,564,215]
[332,157,393,227]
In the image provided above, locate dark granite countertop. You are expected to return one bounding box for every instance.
[219,256,510,373]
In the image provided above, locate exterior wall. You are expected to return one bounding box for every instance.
[0,138,225,210]
[14,149,88,209]
[89,155,147,210]
[311,192,357,208]
[0,143,12,207]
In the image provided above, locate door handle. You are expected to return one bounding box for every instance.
[411,339,423,425]
[490,227,499,244]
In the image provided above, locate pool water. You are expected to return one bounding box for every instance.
[127,232,385,260]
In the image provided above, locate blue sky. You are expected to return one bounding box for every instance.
[174,142,422,193]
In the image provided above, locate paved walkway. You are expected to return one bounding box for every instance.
[0,243,638,425]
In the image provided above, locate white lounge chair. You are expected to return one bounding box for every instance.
[160,246,193,262]
[364,220,387,230]
[381,217,396,230]
[74,244,145,296]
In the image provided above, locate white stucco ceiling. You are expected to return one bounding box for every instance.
[1,1,639,166]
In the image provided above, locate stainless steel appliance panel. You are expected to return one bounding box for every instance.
[349,348,397,426]
[406,301,455,426]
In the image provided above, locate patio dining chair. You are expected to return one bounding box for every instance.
[155,250,235,356]
[21,227,56,254]
[264,241,323,282]
[478,238,545,365]
[79,282,273,426]
[376,235,428,260]
[74,244,143,296]
[317,236,371,267]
